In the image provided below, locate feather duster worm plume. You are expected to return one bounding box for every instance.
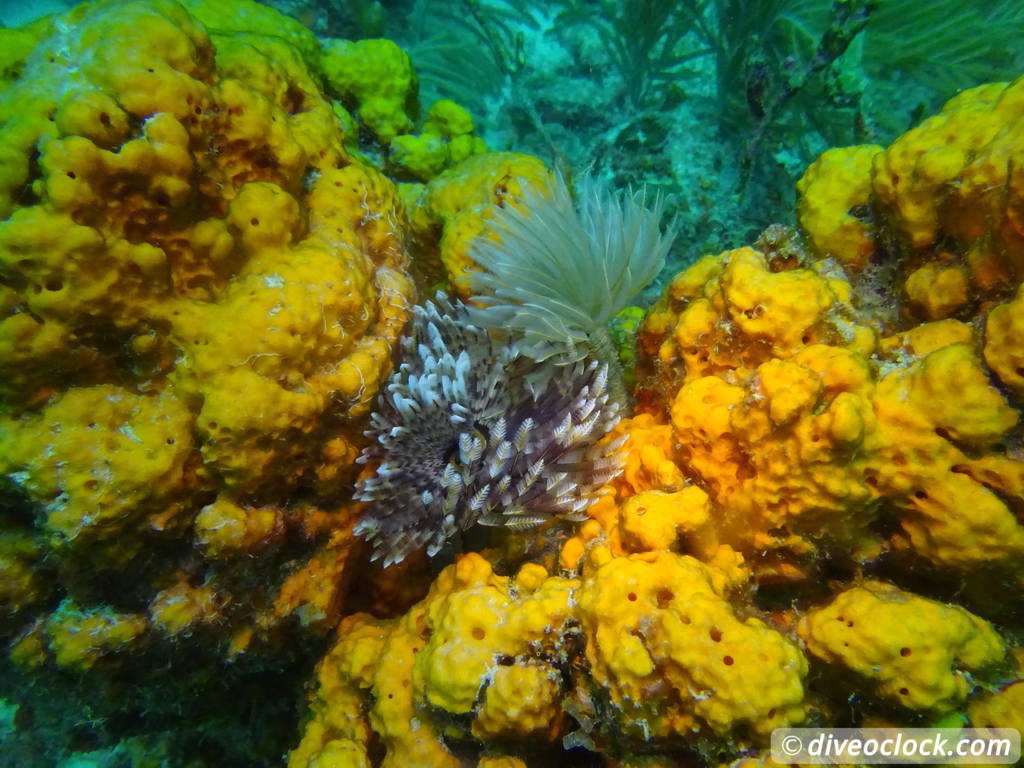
[354,295,625,566]
[465,172,676,384]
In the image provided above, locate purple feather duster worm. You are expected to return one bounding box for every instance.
[353,294,626,566]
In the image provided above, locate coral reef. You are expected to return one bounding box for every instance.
[0,0,412,558]
[985,282,1024,399]
[321,37,417,142]
[292,77,1024,766]
[795,145,881,272]
[404,151,554,296]
[388,99,489,182]
[289,553,577,768]
[798,581,1005,713]
[0,0,422,761]
[291,548,809,767]
[798,77,1024,322]
[1,0,1022,765]
[575,549,807,741]
[634,116,1024,581]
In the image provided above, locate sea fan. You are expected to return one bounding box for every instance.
[465,173,676,375]
[353,294,625,566]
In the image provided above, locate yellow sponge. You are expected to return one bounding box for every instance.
[799,581,1005,712]
[984,283,1024,397]
[796,144,881,270]
[576,551,807,740]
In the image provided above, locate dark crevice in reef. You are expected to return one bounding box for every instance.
[0,634,325,768]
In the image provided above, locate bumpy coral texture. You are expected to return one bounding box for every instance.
[2,3,1022,766]
[798,581,1005,713]
[290,554,578,768]
[404,151,554,296]
[985,282,1024,397]
[292,548,807,766]
[320,38,417,142]
[969,680,1024,732]
[796,144,881,271]
[292,79,1023,767]
[388,99,489,182]
[637,236,1024,581]
[0,0,413,669]
[575,549,807,740]
[800,76,1024,321]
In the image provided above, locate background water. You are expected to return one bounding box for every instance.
[299,0,1024,288]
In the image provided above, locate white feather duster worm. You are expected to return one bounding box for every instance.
[465,172,676,399]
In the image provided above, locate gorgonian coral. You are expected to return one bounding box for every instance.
[354,294,625,566]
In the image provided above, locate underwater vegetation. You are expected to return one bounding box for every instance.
[0,0,1021,767]
[383,0,1024,267]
